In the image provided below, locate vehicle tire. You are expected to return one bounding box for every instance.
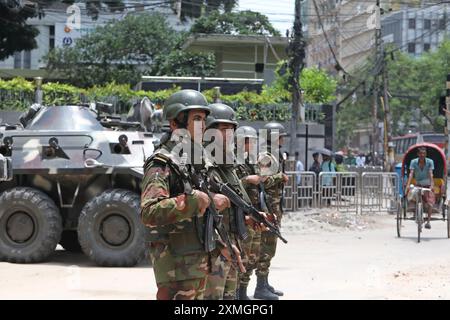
[447,206,450,239]
[442,200,446,220]
[59,230,82,253]
[396,202,402,238]
[417,202,422,243]
[78,189,146,267]
[0,187,62,263]
[402,197,407,219]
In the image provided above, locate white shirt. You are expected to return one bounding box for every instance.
[356,156,365,167]
[296,160,304,185]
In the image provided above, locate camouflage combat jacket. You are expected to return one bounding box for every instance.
[208,159,252,243]
[141,140,206,255]
[234,160,261,210]
[258,149,285,214]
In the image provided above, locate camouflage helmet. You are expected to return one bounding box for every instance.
[235,125,258,140]
[163,89,210,121]
[205,103,238,129]
[264,122,288,138]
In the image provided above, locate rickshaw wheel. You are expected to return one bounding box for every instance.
[442,200,447,220]
[396,201,402,238]
[402,197,407,219]
[447,206,450,239]
[417,202,422,243]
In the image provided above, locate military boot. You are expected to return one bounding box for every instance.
[266,276,284,296]
[238,285,250,300]
[254,275,279,300]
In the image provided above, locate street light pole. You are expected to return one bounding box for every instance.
[34,77,43,105]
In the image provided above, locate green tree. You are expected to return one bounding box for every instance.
[191,10,281,36]
[45,13,215,87]
[264,61,337,104]
[0,1,124,61]
[336,40,450,148]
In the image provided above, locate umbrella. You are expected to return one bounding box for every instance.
[309,147,334,157]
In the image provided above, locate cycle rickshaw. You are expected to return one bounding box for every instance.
[396,143,450,242]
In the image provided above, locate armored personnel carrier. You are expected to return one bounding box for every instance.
[0,99,159,267]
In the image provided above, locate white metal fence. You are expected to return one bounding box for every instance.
[283,171,400,214]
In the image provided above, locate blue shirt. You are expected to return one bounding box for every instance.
[321,160,336,186]
[409,157,434,185]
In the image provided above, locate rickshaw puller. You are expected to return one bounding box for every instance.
[405,147,435,229]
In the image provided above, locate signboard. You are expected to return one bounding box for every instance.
[54,22,96,48]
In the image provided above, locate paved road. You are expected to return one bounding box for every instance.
[1,215,450,300]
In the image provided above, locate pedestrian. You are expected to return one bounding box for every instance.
[308,152,321,176]
[356,153,366,167]
[295,151,304,186]
[320,153,336,206]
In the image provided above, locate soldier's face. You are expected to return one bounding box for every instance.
[217,123,235,149]
[244,137,256,153]
[186,110,207,143]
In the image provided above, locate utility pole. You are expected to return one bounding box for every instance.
[287,0,306,156]
[382,50,392,171]
[445,74,450,168]
[372,0,382,165]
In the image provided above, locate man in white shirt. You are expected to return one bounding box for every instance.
[356,153,366,167]
[295,152,304,185]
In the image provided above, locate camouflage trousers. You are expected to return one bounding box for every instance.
[156,278,207,300]
[149,241,209,300]
[239,227,261,287]
[256,204,282,277]
[204,249,238,300]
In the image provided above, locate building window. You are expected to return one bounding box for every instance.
[13,52,21,68]
[439,18,446,30]
[409,18,416,29]
[49,25,55,49]
[424,19,431,29]
[408,42,416,54]
[424,43,431,52]
[23,51,31,69]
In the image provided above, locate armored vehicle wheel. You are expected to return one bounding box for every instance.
[0,187,62,263]
[78,189,146,267]
[60,230,82,253]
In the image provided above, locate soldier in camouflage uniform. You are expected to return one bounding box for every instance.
[254,122,289,300]
[233,125,269,300]
[141,90,233,300]
[203,103,255,300]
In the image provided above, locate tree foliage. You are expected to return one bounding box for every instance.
[336,40,450,148]
[191,10,281,36]
[0,1,124,61]
[45,13,216,87]
[264,61,337,104]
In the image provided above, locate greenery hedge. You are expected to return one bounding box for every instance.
[0,78,293,121]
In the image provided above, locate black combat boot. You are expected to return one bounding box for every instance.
[238,285,250,300]
[254,275,279,300]
[266,276,284,296]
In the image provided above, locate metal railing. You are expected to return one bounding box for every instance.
[360,172,399,214]
[282,171,400,214]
